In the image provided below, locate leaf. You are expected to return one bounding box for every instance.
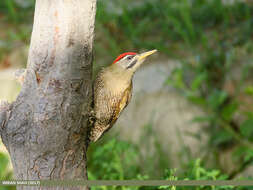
[211,129,233,146]
[208,90,228,109]
[186,93,206,105]
[240,118,253,137]
[191,116,214,123]
[191,72,207,91]
[169,68,186,89]
[245,86,253,96]
[221,102,238,121]
[244,149,253,162]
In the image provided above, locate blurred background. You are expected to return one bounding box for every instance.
[1,0,253,189]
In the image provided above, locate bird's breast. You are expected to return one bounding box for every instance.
[103,75,132,95]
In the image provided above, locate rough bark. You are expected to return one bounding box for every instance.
[0,0,96,189]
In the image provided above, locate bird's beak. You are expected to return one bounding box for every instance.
[126,49,157,71]
[138,49,157,61]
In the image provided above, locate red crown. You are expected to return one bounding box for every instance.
[113,52,136,64]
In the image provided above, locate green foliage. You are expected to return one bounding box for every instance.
[167,18,253,183]
[0,152,15,190]
[0,0,34,60]
[88,139,252,190]
[0,0,35,22]
[245,86,253,96]
[168,45,253,170]
[88,138,140,180]
[159,159,234,190]
[95,0,253,58]
[240,118,253,139]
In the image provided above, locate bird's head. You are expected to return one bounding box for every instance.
[112,49,157,73]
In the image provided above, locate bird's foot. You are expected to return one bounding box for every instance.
[82,109,95,125]
[88,110,96,125]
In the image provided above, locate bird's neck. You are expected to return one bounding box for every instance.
[103,64,133,92]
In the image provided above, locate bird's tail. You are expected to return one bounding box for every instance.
[89,122,106,142]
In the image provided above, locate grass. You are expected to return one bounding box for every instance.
[88,137,253,190]
[95,0,253,58]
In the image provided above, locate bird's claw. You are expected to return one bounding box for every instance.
[84,109,96,125]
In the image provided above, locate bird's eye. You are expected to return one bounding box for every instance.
[127,55,134,60]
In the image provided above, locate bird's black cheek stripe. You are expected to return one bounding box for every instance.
[126,60,137,69]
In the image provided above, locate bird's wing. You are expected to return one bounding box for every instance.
[109,81,132,127]
[117,82,132,117]
[91,81,132,142]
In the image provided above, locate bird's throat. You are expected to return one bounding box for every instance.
[103,65,133,93]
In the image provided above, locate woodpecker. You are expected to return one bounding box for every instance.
[89,49,157,142]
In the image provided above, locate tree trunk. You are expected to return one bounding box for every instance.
[0,0,96,189]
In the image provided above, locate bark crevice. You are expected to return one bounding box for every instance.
[0,100,11,147]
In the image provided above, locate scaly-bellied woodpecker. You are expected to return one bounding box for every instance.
[90,49,157,142]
